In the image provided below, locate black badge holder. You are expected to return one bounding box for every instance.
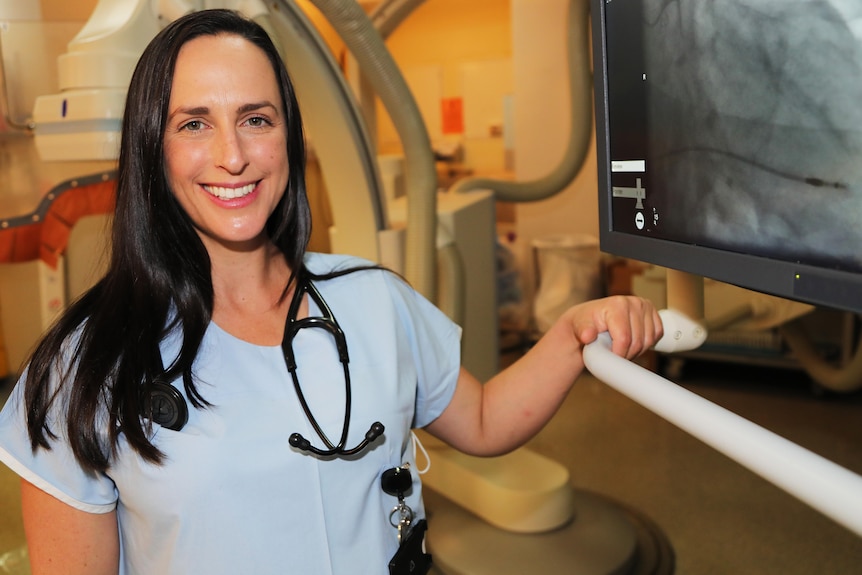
[388,518,431,575]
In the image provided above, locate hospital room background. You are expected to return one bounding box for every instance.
[1,1,861,574]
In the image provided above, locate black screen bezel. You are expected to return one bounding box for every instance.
[590,0,862,314]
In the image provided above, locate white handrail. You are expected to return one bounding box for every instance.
[582,332,862,538]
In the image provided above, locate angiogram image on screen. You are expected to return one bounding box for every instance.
[638,0,862,274]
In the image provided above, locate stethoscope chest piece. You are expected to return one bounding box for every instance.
[149,380,189,431]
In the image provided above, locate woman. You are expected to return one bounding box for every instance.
[0,9,662,574]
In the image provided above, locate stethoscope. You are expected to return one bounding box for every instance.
[146,272,385,457]
[283,273,385,456]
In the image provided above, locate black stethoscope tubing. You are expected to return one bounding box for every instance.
[283,273,384,457]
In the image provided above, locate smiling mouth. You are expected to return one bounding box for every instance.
[203,183,256,200]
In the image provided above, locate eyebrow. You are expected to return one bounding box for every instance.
[238,101,279,115]
[168,101,279,121]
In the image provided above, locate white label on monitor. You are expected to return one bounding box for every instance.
[611,160,646,172]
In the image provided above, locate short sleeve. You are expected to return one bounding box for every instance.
[381,272,462,428]
[0,371,118,514]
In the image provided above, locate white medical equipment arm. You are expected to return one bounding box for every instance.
[583,311,862,538]
[31,0,171,161]
[653,308,707,353]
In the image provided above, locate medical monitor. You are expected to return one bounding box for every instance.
[591,0,862,313]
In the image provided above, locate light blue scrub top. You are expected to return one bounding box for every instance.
[0,253,461,574]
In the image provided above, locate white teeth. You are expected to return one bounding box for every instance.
[204,183,255,199]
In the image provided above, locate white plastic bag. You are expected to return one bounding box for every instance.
[532,234,602,334]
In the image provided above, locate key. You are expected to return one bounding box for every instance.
[393,501,414,543]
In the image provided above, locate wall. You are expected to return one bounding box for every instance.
[0,0,40,19]
[40,0,97,21]
[511,0,600,302]
[379,0,512,173]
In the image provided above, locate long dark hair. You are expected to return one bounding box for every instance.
[24,9,311,472]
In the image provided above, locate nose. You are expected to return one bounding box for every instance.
[215,128,249,174]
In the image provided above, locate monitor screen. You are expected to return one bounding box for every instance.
[591,0,862,313]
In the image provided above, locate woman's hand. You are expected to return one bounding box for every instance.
[562,295,664,360]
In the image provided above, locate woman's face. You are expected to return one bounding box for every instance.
[163,33,289,254]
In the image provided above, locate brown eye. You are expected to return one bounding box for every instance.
[244,116,273,128]
[181,120,204,131]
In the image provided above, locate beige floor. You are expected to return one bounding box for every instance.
[1,358,861,574]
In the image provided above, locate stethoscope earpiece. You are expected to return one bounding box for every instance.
[367,422,385,441]
[289,420,385,457]
[288,433,310,450]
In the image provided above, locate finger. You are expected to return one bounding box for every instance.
[633,299,664,356]
[650,306,664,346]
[606,298,636,357]
[616,297,655,358]
[625,300,647,359]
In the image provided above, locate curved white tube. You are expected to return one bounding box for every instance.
[311,0,438,302]
[449,0,593,201]
[583,332,862,538]
[780,320,862,393]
